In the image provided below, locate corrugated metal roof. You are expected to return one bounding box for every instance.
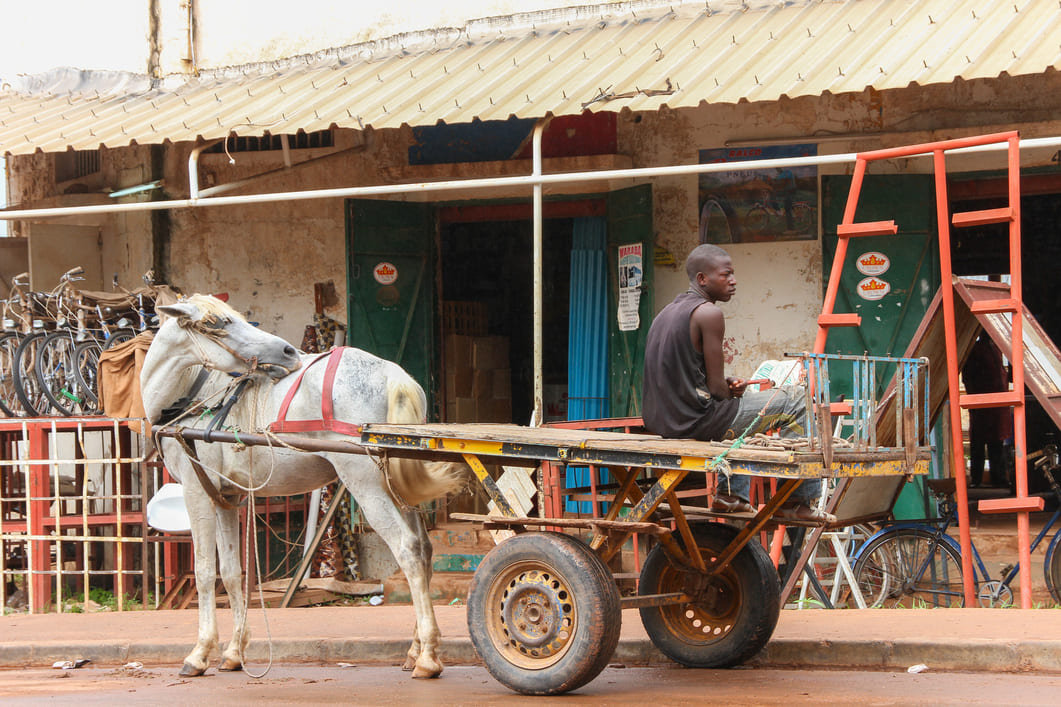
[2,0,1059,156]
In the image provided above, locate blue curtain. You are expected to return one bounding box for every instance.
[566,217,609,512]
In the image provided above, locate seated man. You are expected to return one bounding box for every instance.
[641,243,833,523]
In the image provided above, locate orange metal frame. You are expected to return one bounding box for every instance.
[816,131,1039,607]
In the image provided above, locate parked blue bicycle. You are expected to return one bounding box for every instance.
[851,446,1061,608]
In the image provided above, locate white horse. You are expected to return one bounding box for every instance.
[141,294,465,678]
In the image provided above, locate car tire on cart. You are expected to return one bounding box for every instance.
[466,531,621,696]
[638,521,781,668]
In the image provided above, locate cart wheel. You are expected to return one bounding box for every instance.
[467,531,621,696]
[638,522,781,668]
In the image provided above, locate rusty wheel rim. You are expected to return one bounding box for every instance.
[483,560,577,670]
[657,552,741,644]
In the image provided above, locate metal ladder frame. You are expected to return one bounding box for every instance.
[815,131,1041,608]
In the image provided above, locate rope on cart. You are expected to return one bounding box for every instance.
[706,384,786,480]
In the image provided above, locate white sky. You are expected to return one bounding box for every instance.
[0,0,599,79]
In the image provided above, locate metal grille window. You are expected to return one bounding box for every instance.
[54,150,100,183]
[205,130,333,154]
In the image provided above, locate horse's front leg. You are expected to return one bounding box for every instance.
[181,486,220,677]
[216,505,248,672]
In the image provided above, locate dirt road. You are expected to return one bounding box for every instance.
[3,663,1060,706]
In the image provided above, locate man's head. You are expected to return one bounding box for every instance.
[686,244,736,303]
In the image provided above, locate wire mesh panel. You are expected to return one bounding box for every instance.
[0,418,160,613]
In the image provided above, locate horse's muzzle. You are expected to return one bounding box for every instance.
[260,346,302,379]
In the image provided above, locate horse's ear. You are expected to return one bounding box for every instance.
[157,301,200,322]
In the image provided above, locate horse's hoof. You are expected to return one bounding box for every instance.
[179,662,206,677]
[218,658,243,672]
[411,663,443,679]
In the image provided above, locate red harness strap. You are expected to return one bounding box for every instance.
[269,347,363,436]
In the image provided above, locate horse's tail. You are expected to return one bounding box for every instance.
[385,374,467,506]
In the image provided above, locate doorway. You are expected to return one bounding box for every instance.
[347,185,654,422]
[438,215,574,425]
[951,180,1061,490]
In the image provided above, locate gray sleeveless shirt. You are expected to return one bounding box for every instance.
[642,291,739,440]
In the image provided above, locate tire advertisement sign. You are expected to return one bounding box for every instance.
[697,143,818,244]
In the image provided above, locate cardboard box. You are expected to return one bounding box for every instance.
[446,367,474,397]
[488,397,512,423]
[454,397,477,422]
[493,368,511,400]
[473,336,509,370]
[472,369,493,398]
[445,334,474,365]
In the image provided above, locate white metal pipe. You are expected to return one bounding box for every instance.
[5,135,1061,222]
[186,138,223,201]
[531,119,545,427]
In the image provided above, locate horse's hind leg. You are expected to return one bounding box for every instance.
[216,506,248,672]
[400,508,434,672]
[339,462,443,679]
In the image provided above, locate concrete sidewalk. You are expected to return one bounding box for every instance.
[2,605,1060,674]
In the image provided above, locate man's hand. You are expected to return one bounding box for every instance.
[726,377,749,399]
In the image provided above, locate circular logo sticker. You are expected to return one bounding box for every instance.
[856,251,890,276]
[373,261,398,285]
[857,277,891,301]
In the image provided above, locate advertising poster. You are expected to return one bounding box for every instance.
[697,144,818,244]
[617,243,643,331]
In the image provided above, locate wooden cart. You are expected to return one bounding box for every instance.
[161,353,932,695]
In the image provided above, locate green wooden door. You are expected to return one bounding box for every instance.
[821,175,939,395]
[346,199,436,407]
[822,175,938,519]
[607,184,654,418]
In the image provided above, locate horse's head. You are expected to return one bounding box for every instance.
[155,294,302,380]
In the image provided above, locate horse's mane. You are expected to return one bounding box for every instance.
[182,293,246,323]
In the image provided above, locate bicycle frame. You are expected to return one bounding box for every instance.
[857,455,1061,606]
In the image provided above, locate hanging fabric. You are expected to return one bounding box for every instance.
[566,217,610,512]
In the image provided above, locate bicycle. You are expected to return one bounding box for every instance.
[31,270,166,416]
[851,446,1061,608]
[0,272,34,416]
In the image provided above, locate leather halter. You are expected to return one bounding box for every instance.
[155,368,212,426]
[269,347,363,436]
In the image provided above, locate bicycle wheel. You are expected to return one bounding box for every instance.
[1045,532,1061,605]
[13,332,49,416]
[73,339,103,412]
[699,196,742,244]
[0,332,24,417]
[103,328,138,350]
[852,528,965,608]
[35,331,92,416]
[744,205,769,235]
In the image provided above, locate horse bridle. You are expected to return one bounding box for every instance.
[158,313,298,511]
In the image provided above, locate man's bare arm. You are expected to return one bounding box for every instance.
[691,302,733,400]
